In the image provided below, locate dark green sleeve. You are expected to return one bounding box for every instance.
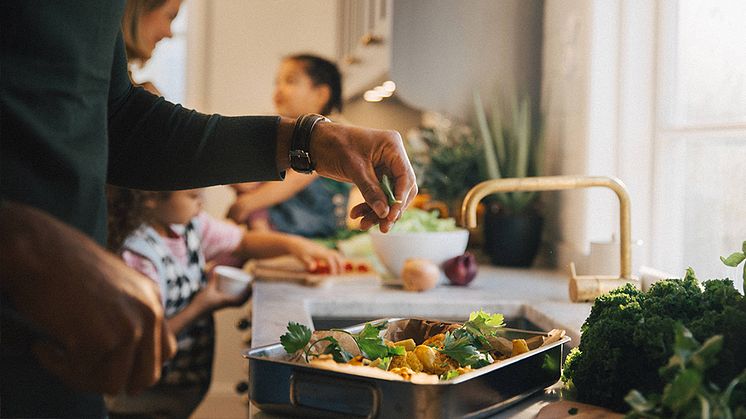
[106,32,283,190]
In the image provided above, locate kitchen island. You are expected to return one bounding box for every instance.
[249,266,594,418]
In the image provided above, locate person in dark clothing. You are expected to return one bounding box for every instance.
[0,1,417,417]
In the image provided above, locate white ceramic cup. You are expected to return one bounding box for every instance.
[214,265,253,296]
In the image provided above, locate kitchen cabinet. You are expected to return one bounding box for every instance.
[336,0,393,100]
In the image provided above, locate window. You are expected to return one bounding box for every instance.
[651,0,746,291]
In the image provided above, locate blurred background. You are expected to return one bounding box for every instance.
[134,1,746,415]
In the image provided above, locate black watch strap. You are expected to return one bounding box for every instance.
[289,113,330,174]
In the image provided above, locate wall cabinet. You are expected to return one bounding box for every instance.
[336,0,393,100]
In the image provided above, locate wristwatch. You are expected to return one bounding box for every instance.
[289,113,330,174]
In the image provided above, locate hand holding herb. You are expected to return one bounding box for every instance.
[380,174,402,205]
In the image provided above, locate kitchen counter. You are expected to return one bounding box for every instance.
[249,266,593,418]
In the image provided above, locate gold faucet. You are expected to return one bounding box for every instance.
[460,175,639,302]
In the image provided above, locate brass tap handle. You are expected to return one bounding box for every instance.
[460,175,634,281]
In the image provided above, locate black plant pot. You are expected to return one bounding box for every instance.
[483,206,544,267]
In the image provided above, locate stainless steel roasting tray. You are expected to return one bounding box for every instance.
[244,318,571,419]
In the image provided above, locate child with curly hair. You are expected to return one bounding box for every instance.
[106,187,343,418]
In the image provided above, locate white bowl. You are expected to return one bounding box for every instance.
[214,265,253,296]
[368,228,469,278]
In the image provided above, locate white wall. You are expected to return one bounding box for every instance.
[186,0,337,115]
[391,0,544,118]
[541,0,656,274]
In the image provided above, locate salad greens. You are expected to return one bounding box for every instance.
[389,208,458,233]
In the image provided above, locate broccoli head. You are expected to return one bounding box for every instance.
[563,269,746,412]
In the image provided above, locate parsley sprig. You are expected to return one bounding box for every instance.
[439,309,504,369]
[280,320,404,367]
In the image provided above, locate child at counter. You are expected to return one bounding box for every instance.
[105,187,344,418]
[227,53,364,236]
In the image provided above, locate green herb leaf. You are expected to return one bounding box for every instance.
[316,336,354,363]
[441,369,462,380]
[463,309,505,337]
[376,357,392,371]
[380,174,400,205]
[352,321,395,360]
[689,334,723,373]
[388,345,406,357]
[661,368,701,410]
[720,252,746,267]
[624,390,656,413]
[281,322,312,354]
[440,331,489,367]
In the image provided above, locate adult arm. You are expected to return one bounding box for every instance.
[227,171,318,223]
[0,201,177,395]
[107,33,282,190]
[108,32,417,231]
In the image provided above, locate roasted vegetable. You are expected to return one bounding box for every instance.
[562,268,746,412]
[280,310,562,382]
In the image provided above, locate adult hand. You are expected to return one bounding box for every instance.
[309,122,418,232]
[0,202,177,396]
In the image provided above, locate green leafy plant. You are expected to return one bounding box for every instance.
[473,91,544,214]
[406,113,483,209]
[721,240,746,283]
[625,323,746,418]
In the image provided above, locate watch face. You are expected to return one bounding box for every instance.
[289,150,314,173]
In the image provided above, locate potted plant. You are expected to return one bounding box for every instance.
[472,91,545,267]
[406,112,483,219]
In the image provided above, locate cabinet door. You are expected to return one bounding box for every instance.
[337,0,392,99]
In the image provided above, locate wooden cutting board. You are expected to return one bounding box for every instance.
[536,401,623,418]
[245,255,377,286]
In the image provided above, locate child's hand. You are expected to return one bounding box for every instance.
[226,194,254,224]
[196,270,252,311]
[287,237,345,275]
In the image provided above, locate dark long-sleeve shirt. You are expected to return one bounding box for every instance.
[1,1,286,416]
[2,1,283,246]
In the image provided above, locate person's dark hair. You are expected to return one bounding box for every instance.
[288,54,343,115]
[107,186,170,251]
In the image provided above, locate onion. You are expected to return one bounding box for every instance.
[401,258,439,292]
[442,252,478,286]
